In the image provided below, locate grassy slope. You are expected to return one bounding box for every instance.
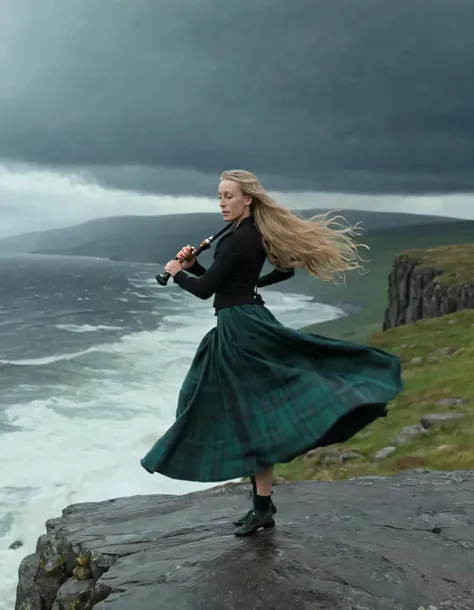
[275,309,474,482]
[297,221,474,342]
[404,242,474,285]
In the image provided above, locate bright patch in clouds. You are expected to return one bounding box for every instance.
[1,164,473,238]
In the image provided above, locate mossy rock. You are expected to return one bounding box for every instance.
[73,556,92,581]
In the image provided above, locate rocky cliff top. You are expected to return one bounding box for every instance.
[383,243,474,330]
[15,470,474,610]
[403,243,474,287]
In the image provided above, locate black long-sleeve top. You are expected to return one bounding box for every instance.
[172,215,295,311]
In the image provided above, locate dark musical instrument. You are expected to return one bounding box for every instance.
[155,223,233,286]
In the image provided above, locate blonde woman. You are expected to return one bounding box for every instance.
[141,170,403,537]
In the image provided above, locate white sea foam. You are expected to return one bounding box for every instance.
[0,346,106,367]
[54,323,125,333]
[0,289,344,609]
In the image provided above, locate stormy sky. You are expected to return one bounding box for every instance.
[1,0,474,237]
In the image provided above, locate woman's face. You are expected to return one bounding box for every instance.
[218,179,252,222]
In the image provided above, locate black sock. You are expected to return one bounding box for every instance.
[254,494,271,511]
[250,476,257,496]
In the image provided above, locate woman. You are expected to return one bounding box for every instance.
[141,169,403,537]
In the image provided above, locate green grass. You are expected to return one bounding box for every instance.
[275,309,474,482]
[295,221,474,342]
[404,242,474,286]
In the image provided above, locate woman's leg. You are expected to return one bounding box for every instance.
[234,466,275,536]
[232,473,275,528]
[254,467,273,501]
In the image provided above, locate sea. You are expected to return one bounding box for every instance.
[0,253,345,608]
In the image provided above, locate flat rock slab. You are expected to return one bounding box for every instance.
[15,470,474,610]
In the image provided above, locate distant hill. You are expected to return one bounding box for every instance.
[0,209,461,265]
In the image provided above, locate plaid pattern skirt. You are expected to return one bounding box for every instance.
[140,303,403,482]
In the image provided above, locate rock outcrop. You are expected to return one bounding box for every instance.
[383,245,474,330]
[15,470,474,610]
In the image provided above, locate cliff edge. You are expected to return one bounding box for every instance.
[383,243,474,330]
[13,242,474,609]
[15,471,474,610]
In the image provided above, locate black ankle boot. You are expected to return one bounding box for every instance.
[232,491,277,527]
[234,507,275,537]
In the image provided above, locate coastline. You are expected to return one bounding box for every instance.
[10,238,474,609]
[0,280,346,609]
[298,302,364,337]
[308,298,363,318]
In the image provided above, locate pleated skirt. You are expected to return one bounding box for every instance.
[140,303,403,482]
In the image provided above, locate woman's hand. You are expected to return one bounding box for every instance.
[176,245,196,270]
[165,259,183,277]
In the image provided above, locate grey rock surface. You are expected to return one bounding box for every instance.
[421,413,466,429]
[373,446,396,461]
[15,470,474,610]
[392,423,428,446]
[435,398,466,408]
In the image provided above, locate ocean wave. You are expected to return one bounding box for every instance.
[0,345,108,367]
[54,323,124,333]
[125,290,151,298]
[0,287,345,609]
[129,277,160,287]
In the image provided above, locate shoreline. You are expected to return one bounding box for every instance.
[299,299,365,333]
[259,282,365,321]
[319,299,364,317]
[0,280,353,605]
[296,295,364,332]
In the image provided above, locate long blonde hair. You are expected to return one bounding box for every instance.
[221,169,368,283]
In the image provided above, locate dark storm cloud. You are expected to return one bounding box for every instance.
[79,165,322,197]
[1,0,474,194]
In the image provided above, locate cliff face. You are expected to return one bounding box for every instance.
[383,245,474,330]
[14,471,474,610]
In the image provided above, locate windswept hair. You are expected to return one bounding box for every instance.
[221,169,368,283]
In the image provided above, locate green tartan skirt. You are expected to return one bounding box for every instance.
[140,303,403,482]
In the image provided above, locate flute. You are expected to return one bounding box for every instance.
[155,223,233,286]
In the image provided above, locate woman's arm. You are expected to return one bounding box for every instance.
[187,260,207,277]
[257,267,295,288]
[172,235,241,299]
